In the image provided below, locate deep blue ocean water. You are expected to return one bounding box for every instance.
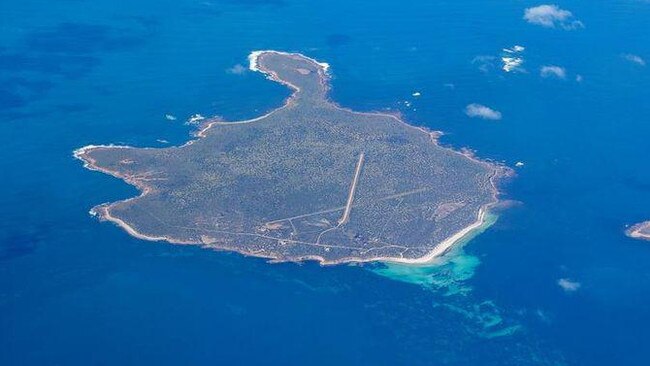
[1,0,649,364]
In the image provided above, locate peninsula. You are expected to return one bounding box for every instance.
[75,50,507,265]
[626,221,650,241]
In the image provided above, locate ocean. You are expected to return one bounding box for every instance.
[1,0,649,364]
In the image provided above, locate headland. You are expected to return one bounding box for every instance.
[74,50,509,265]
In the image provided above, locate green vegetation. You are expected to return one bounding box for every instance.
[76,51,502,264]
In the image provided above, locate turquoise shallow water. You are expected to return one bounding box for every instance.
[2,0,650,365]
[371,213,499,295]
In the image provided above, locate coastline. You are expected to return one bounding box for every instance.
[369,213,499,292]
[626,221,650,241]
[372,207,493,266]
[74,50,508,266]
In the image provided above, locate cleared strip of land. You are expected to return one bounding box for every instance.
[338,152,365,226]
[74,50,505,265]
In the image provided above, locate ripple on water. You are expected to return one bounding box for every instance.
[367,213,522,339]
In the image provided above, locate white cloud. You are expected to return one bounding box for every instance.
[540,65,567,79]
[472,55,497,73]
[524,5,584,30]
[501,45,526,73]
[622,54,646,66]
[558,278,581,292]
[226,63,247,75]
[504,45,525,53]
[465,104,502,120]
[474,46,526,74]
[536,309,552,324]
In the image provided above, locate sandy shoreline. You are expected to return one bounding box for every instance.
[74,50,508,266]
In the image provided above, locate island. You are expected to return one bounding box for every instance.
[74,50,509,265]
[626,221,650,241]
